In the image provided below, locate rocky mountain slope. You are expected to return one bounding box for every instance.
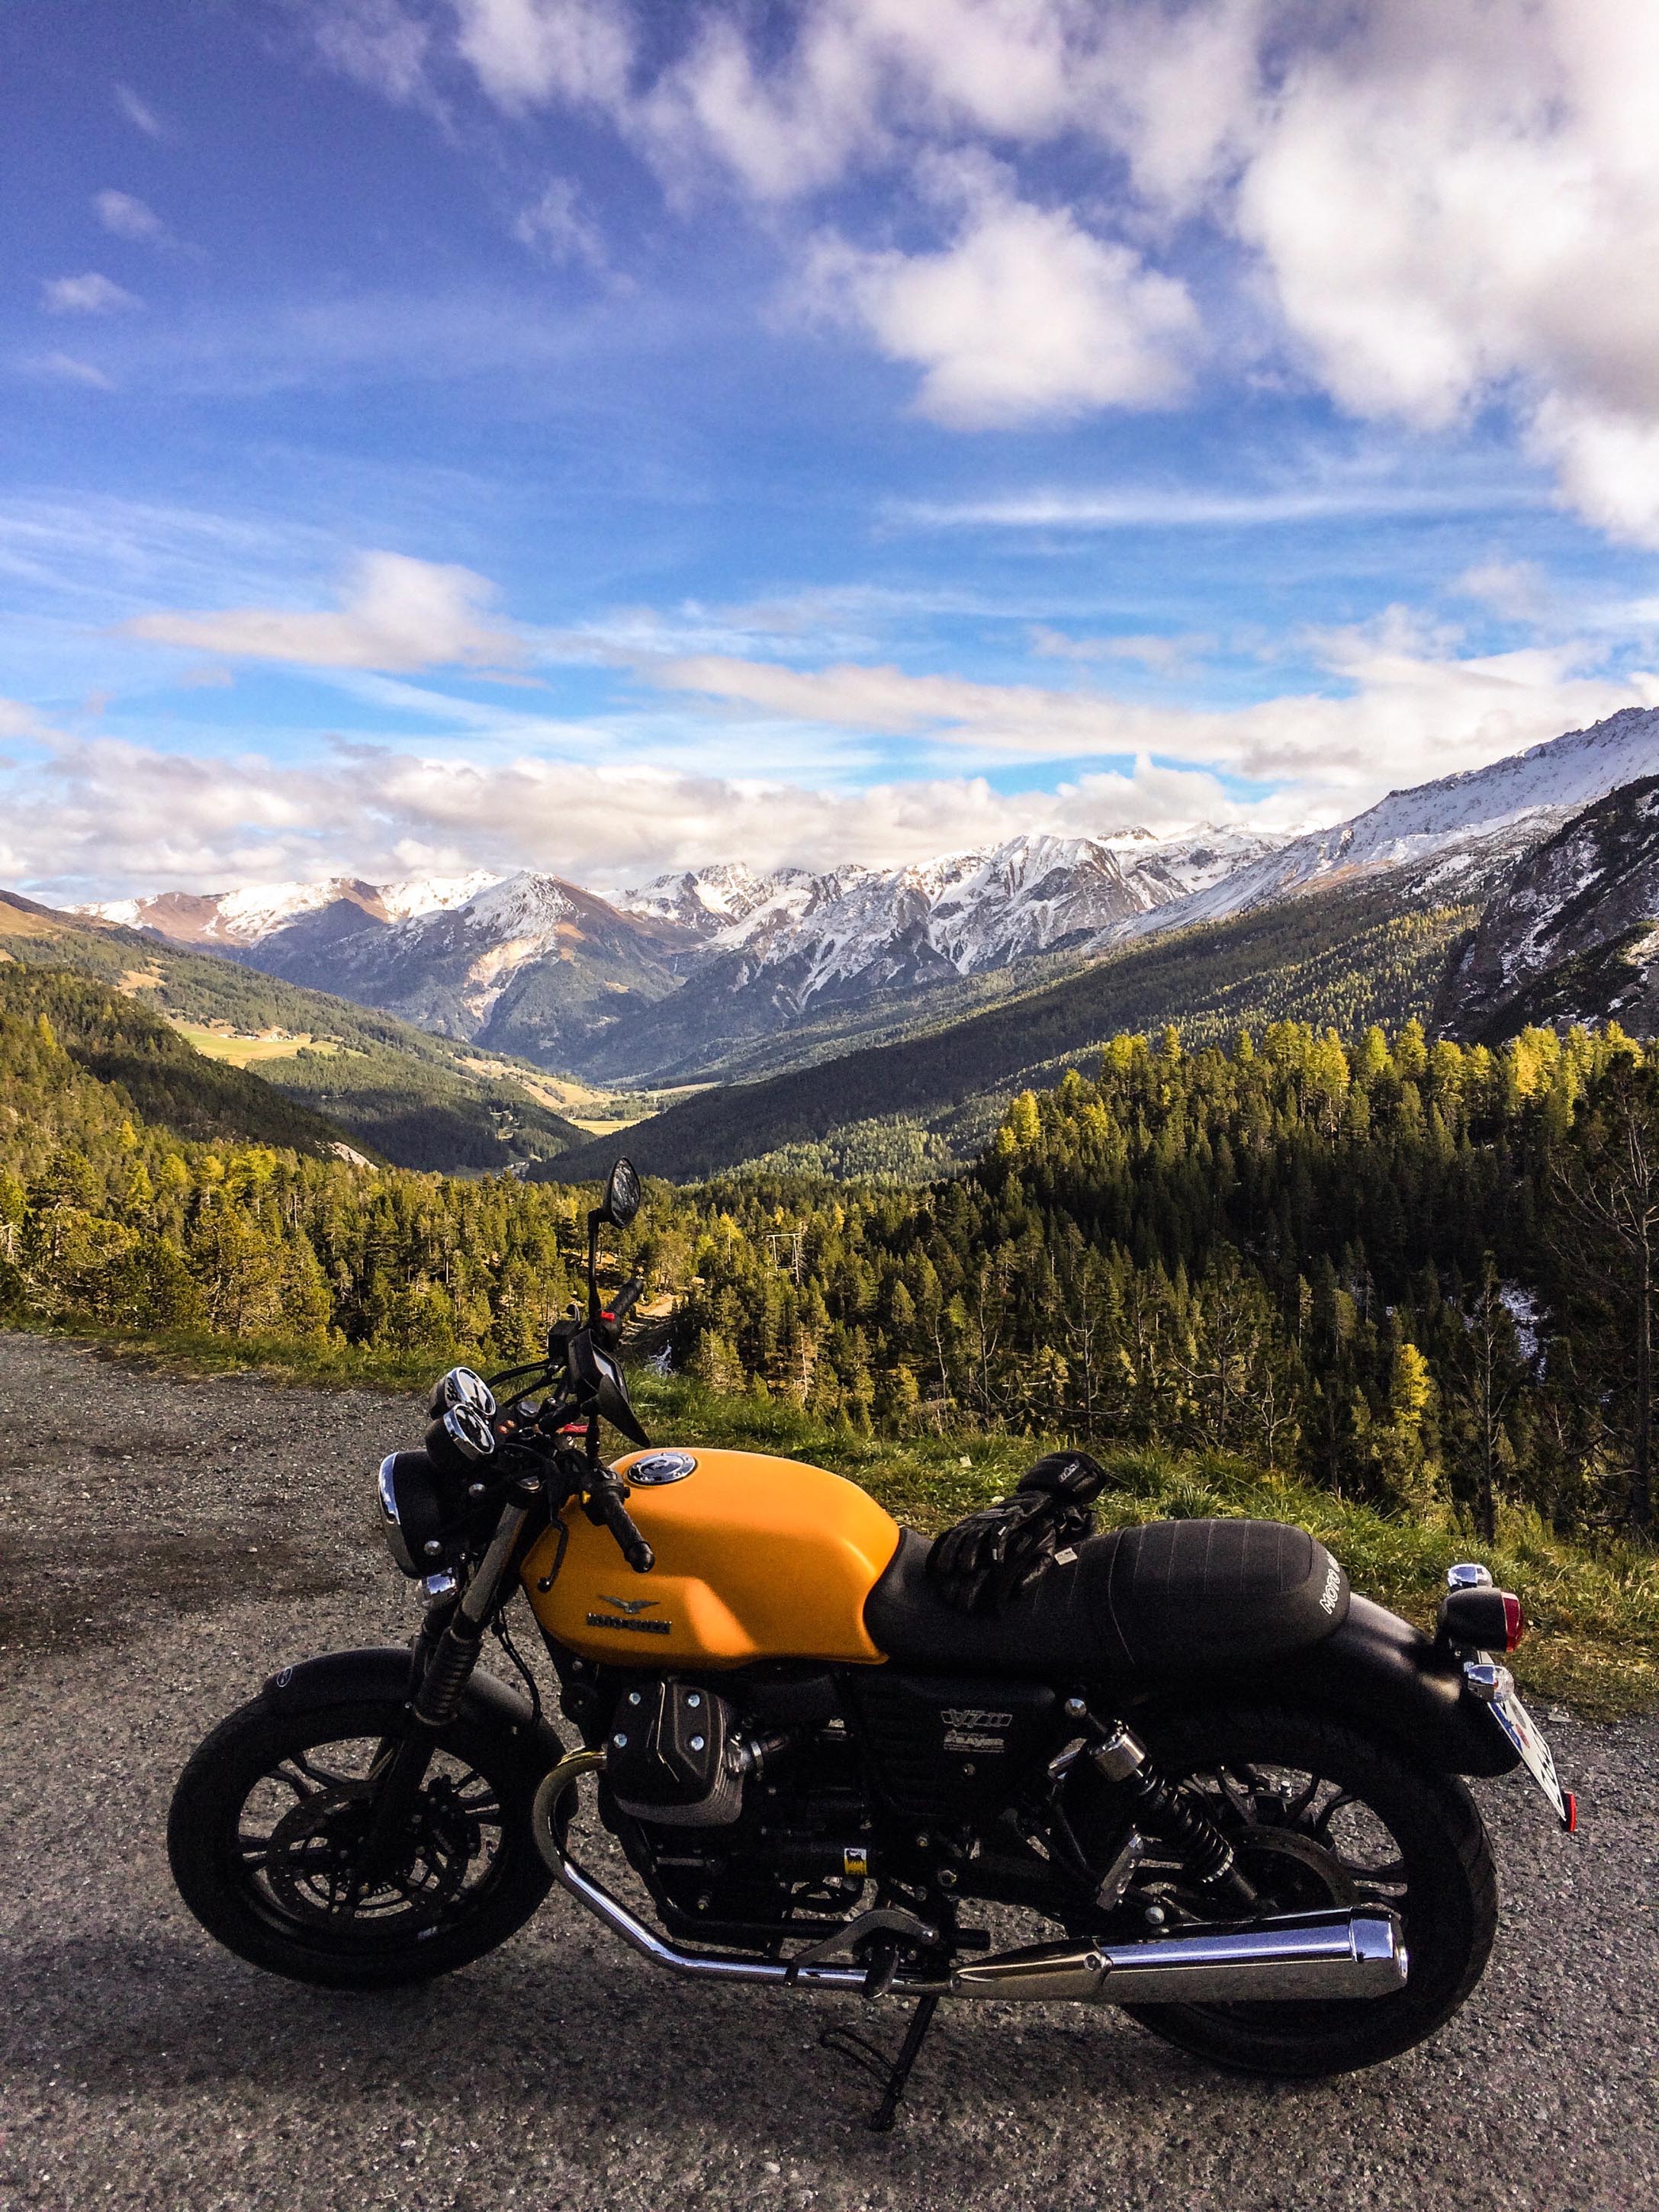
[75,828,1281,1081]
[1436,776,1659,1042]
[0,891,585,1173]
[61,705,1659,1090]
[84,871,497,948]
[1123,704,1659,942]
[548,870,1477,1185]
[225,870,694,1068]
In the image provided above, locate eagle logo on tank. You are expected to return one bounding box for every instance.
[586,1593,672,1635]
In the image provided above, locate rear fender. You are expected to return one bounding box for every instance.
[260,1645,565,1777]
[1129,1596,1520,1778]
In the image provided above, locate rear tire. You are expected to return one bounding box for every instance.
[169,1693,555,1990]
[1115,1704,1498,2077]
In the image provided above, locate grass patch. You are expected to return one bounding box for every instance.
[9,1317,1654,1719]
[628,1374,1659,1723]
[174,1022,342,1066]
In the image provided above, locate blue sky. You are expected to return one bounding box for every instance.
[6,0,1659,900]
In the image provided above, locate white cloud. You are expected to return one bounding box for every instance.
[451,0,633,113]
[24,353,117,391]
[310,0,436,106]
[649,635,1659,811]
[1454,560,1551,625]
[804,157,1198,428]
[121,550,525,672]
[1231,2,1659,544]
[113,82,170,140]
[41,273,142,316]
[293,0,1659,542]
[1,727,1238,902]
[1030,628,1207,672]
[0,697,58,741]
[94,191,168,244]
[513,177,606,269]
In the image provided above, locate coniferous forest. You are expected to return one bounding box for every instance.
[5,962,1659,1543]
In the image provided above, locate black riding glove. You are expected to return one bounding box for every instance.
[1018,1450,1107,1509]
[927,1451,1108,1616]
[927,1490,1057,1616]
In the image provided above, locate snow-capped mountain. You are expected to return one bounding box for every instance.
[1119,705,1659,944]
[620,826,1284,997]
[79,871,497,948]
[233,868,693,1063]
[77,706,1659,1084]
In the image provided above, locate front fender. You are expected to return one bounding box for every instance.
[260,1645,565,1775]
[1133,1596,1521,1778]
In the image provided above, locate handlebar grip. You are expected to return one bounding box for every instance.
[609,1276,645,1321]
[596,1481,654,1574]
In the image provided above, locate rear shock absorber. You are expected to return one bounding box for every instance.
[1088,1719,1259,1915]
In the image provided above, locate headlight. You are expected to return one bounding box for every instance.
[377,1449,442,1577]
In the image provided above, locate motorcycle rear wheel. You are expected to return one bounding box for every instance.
[1114,1703,1498,2078]
[169,1693,554,1989]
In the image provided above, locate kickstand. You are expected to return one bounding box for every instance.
[819,1995,940,2133]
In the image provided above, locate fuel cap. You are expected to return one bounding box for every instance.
[627,1450,697,1485]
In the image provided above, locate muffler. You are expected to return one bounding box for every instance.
[945,1909,1407,2005]
[532,1752,1407,2006]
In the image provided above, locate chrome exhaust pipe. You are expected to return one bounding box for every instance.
[532,1754,1407,2005]
[946,1909,1407,2005]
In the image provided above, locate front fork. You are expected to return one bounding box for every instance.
[357,1488,535,1880]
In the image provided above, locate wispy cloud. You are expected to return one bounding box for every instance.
[892,484,1546,531]
[113,82,171,140]
[40,273,142,317]
[94,191,173,247]
[22,354,117,392]
[120,550,526,673]
[648,638,1659,808]
[513,176,608,270]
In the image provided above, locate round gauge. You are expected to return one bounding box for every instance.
[431,1365,497,1420]
[442,1402,497,1462]
[627,1451,696,1485]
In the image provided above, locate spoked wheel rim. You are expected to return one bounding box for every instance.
[232,1727,510,1951]
[1133,1754,1413,2024]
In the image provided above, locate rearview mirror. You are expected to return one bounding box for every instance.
[598,1156,641,1229]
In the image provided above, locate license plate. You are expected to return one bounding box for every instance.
[1487,1686,1573,1828]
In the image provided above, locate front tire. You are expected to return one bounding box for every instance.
[169,1693,555,1989]
[1113,1704,1498,2077]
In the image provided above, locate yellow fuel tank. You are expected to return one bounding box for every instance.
[521,1447,901,1667]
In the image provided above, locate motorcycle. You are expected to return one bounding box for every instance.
[169,1159,1575,2129]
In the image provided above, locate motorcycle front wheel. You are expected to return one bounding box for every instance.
[1108,1702,1499,2078]
[168,1693,554,1989]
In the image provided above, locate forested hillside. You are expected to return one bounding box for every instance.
[0,966,360,1158]
[5,955,1656,1542]
[674,1020,1659,1536]
[0,892,584,1172]
[551,876,1473,1184]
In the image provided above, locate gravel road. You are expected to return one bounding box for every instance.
[1,1329,1655,2212]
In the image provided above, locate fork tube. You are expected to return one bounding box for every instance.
[359,1497,532,1879]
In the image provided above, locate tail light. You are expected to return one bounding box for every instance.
[1438,1580,1526,1652]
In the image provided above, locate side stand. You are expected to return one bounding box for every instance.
[820,1995,940,2133]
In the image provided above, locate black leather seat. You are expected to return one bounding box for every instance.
[863,1519,1349,1680]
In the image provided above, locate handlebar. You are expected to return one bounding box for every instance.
[605,1276,645,1323]
[593,1475,654,1574]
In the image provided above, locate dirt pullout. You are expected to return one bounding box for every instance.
[0,1329,420,1657]
[0,1329,1655,2212]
